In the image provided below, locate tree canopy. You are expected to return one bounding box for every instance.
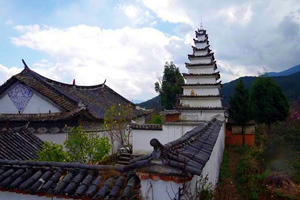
[229,79,252,145]
[155,62,184,109]
[104,104,134,153]
[251,76,290,132]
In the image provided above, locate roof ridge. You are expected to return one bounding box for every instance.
[0,159,124,172]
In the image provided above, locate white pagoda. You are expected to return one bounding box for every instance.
[178,27,225,121]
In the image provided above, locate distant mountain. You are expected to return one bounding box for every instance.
[266,64,300,77]
[139,72,300,110]
[221,72,300,106]
[137,95,162,111]
[132,99,143,104]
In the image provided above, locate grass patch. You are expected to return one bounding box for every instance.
[219,151,230,181]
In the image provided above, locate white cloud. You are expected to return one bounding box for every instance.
[141,0,192,24]
[0,64,22,84]
[219,4,252,25]
[119,4,140,19]
[10,25,186,100]
[116,4,154,25]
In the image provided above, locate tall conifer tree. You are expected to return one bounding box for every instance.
[155,62,184,109]
[251,77,289,134]
[229,79,252,145]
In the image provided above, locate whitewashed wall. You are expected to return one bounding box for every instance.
[185,77,216,84]
[180,111,225,122]
[0,84,61,114]
[140,179,184,200]
[190,121,226,190]
[196,35,206,41]
[0,192,72,200]
[196,42,208,49]
[23,93,61,113]
[190,57,212,64]
[36,133,67,145]
[132,124,196,154]
[188,67,215,74]
[183,87,220,96]
[180,99,222,107]
[195,49,209,56]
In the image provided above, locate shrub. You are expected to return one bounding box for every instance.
[65,126,111,163]
[37,141,70,162]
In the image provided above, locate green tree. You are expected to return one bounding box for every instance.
[155,62,184,109]
[229,79,252,145]
[251,77,290,134]
[64,126,111,163]
[104,104,134,155]
[37,141,70,162]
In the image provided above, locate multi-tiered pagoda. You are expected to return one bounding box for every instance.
[178,27,225,122]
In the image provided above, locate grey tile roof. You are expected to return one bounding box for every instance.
[0,127,43,160]
[124,117,224,176]
[0,64,147,121]
[0,160,140,199]
[130,123,162,130]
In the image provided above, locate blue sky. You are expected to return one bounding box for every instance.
[1,0,300,101]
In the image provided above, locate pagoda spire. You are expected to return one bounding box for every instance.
[177,27,225,122]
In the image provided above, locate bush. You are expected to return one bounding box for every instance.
[37,126,111,163]
[150,114,162,124]
[65,126,111,163]
[37,141,70,162]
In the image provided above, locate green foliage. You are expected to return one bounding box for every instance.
[155,62,184,109]
[150,114,162,124]
[64,126,110,163]
[251,76,290,129]
[37,141,70,162]
[222,72,300,106]
[229,79,252,145]
[229,79,252,124]
[104,104,134,153]
[194,174,214,200]
[235,149,267,199]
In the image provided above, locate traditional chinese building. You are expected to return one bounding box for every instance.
[131,27,226,199]
[179,28,225,121]
[0,60,146,144]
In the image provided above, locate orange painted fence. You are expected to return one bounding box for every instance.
[225,130,255,146]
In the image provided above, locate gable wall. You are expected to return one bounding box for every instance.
[0,82,62,114]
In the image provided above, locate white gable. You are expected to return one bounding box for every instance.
[0,82,62,114]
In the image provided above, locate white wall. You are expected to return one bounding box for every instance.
[196,34,206,41]
[0,94,18,113]
[23,93,61,113]
[0,192,72,200]
[196,42,208,49]
[183,87,220,96]
[138,120,226,199]
[140,179,184,200]
[36,133,67,145]
[195,49,209,56]
[190,121,226,190]
[0,83,61,114]
[188,67,215,74]
[185,77,216,84]
[180,99,222,107]
[190,57,212,64]
[180,111,225,122]
[132,124,196,154]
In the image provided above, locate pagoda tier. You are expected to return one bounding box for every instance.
[182,72,220,80]
[178,28,225,121]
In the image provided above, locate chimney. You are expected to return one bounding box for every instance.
[73,79,76,85]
